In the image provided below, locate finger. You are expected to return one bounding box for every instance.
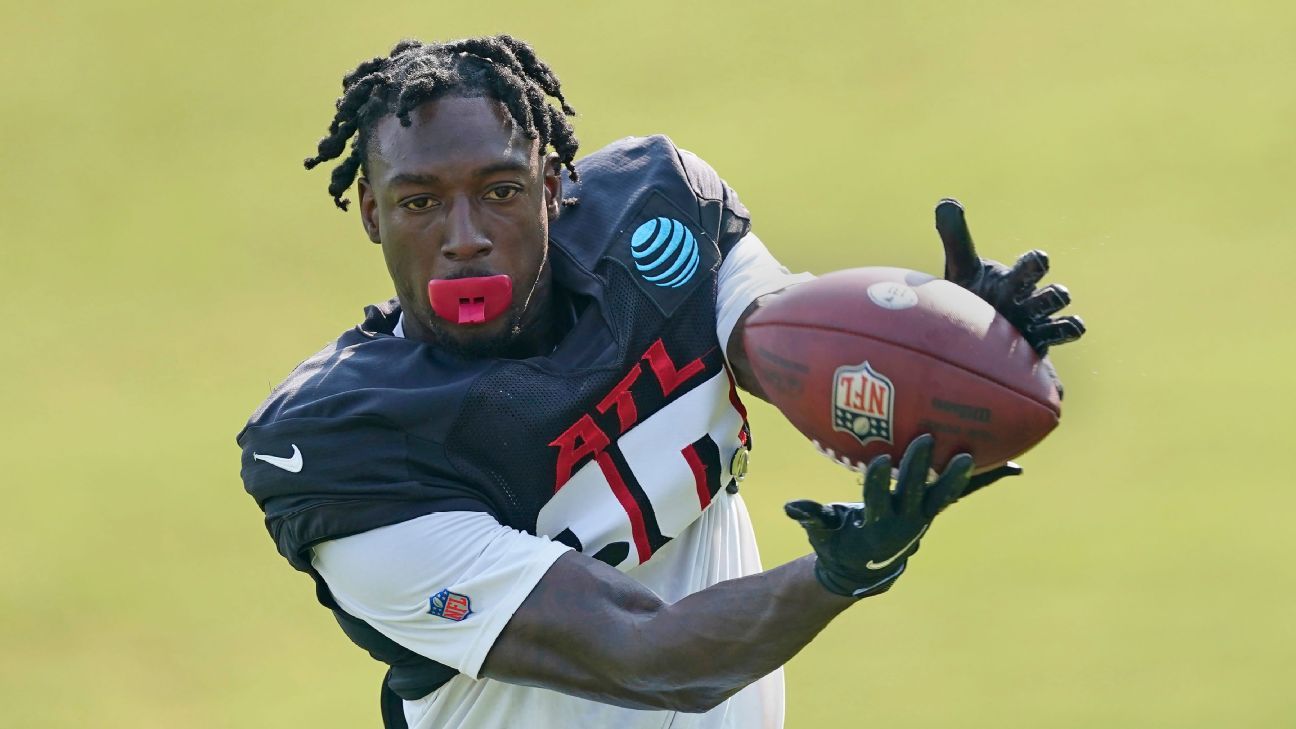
[943,454,975,503]
[1019,283,1071,320]
[1026,315,1086,352]
[935,199,980,285]
[895,434,934,516]
[862,454,893,524]
[924,453,975,518]
[962,461,1023,500]
[1005,249,1050,302]
[784,499,840,530]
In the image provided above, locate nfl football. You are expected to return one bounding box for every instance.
[743,267,1061,472]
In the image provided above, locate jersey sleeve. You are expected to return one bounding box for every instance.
[715,231,816,353]
[240,415,497,573]
[311,511,572,679]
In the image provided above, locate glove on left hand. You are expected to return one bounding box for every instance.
[935,198,1086,356]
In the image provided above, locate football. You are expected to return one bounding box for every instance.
[743,267,1061,472]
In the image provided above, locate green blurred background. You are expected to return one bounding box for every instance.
[2,1,1293,726]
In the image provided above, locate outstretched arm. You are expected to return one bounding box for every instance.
[482,551,846,712]
[483,436,971,712]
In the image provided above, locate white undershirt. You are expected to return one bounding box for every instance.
[313,232,810,729]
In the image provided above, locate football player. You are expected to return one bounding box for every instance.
[238,35,1083,729]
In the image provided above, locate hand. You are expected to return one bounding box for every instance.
[935,198,1086,355]
[785,435,973,598]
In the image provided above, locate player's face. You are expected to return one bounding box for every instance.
[358,95,561,355]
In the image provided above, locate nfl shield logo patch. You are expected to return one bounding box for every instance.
[832,361,895,446]
[428,589,472,621]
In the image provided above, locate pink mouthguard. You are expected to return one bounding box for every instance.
[427,275,513,325]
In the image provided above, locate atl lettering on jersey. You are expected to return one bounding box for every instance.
[542,336,747,569]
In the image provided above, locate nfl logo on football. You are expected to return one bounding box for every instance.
[832,361,895,446]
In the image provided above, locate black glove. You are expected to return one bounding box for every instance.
[785,435,973,598]
[935,198,1085,356]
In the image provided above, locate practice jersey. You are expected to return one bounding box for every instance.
[238,136,809,728]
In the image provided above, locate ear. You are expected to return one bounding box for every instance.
[542,152,562,220]
[357,177,382,245]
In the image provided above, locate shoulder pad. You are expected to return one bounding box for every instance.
[240,302,487,437]
[550,135,751,273]
[236,305,498,569]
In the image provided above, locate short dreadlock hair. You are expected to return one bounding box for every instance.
[304,35,579,211]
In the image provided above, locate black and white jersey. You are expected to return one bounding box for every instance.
[238,136,808,729]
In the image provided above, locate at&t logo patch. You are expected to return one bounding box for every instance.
[832,361,894,446]
[428,589,472,621]
[629,217,700,288]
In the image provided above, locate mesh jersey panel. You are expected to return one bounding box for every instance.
[444,264,727,539]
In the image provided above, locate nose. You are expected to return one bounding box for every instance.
[442,198,493,261]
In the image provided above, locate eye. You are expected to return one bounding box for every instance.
[399,196,438,211]
[484,185,522,202]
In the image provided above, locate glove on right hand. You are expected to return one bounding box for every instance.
[785,435,973,598]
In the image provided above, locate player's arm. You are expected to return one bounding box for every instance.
[715,232,814,403]
[484,550,844,711]
[482,436,972,712]
[725,294,779,402]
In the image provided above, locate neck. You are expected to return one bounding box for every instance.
[504,292,561,357]
[501,240,558,356]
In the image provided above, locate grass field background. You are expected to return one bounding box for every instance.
[2,1,1293,726]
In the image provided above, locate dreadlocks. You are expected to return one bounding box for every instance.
[304,35,579,211]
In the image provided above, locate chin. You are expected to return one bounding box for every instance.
[426,315,518,359]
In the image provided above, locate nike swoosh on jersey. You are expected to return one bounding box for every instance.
[253,444,303,473]
[865,524,928,570]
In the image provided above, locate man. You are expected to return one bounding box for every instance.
[238,35,1083,729]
